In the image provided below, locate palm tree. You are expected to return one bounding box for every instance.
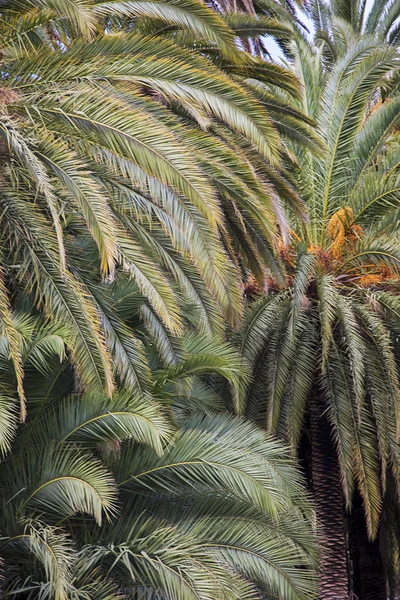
[0,0,321,418]
[206,0,304,54]
[0,311,317,600]
[235,19,400,599]
[311,0,400,46]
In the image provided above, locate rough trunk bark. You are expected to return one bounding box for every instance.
[358,526,386,599]
[349,492,386,600]
[347,511,360,599]
[310,390,349,600]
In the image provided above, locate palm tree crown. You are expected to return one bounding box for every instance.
[237,5,400,597]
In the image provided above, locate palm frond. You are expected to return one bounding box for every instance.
[0,267,25,420]
[4,447,117,525]
[45,390,173,455]
[1,522,75,600]
[155,333,249,414]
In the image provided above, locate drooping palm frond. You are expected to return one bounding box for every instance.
[1,521,76,600]
[154,333,249,413]
[0,265,25,420]
[40,390,172,454]
[0,0,320,405]
[1,446,117,526]
[234,11,400,594]
[224,13,293,39]
[77,515,260,600]
[94,0,243,62]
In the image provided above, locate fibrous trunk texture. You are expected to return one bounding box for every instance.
[349,492,386,600]
[310,390,349,600]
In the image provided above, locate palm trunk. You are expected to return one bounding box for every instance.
[310,390,349,600]
[358,527,386,599]
[349,492,386,600]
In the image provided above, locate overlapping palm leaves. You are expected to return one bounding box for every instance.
[0,0,320,418]
[0,320,317,599]
[310,0,400,45]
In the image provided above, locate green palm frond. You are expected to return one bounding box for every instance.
[316,273,338,369]
[223,13,293,38]
[240,294,291,373]
[338,240,400,275]
[30,256,115,396]
[0,117,66,271]
[155,333,249,413]
[35,130,117,277]
[1,522,75,600]
[202,518,317,600]
[90,282,152,392]
[318,43,398,224]
[224,57,302,99]
[347,98,400,194]
[23,323,67,377]
[118,414,303,517]
[76,516,258,600]
[0,268,25,420]
[0,0,98,38]
[1,185,114,396]
[0,377,317,599]
[0,0,322,406]
[43,390,173,454]
[94,0,241,62]
[323,335,381,537]
[0,393,18,457]
[140,305,180,365]
[3,447,117,525]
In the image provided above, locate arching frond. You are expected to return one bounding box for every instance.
[76,516,258,600]
[43,390,173,454]
[3,448,117,525]
[0,267,25,420]
[94,0,241,62]
[155,333,249,413]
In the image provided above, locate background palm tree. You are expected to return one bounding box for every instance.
[311,0,400,46]
[234,14,400,598]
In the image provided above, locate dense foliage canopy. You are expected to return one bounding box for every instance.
[0,0,321,418]
[0,324,317,599]
[2,0,400,599]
